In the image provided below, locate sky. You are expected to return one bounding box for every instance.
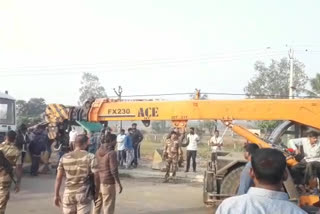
[0,0,320,105]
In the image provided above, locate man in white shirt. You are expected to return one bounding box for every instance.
[288,131,320,185]
[68,127,77,151]
[208,130,223,162]
[117,129,126,167]
[216,148,307,214]
[185,127,200,173]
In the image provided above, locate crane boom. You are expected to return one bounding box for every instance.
[86,98,320,130]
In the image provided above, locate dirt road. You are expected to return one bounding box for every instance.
[6,174,214,214]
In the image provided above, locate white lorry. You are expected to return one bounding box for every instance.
[0,91,16,142]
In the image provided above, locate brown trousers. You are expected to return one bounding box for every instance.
[0,189,10,214]
[62,193,91,214]
[165,154,179,179]
[93,184,116,214]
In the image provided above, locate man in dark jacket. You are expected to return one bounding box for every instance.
[29,127,46,176]
[15,124,30,165]
[131,123,143,168]
[93,134,123,214]
[124,128,134,169]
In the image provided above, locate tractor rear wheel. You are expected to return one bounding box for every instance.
[220,166,244,195]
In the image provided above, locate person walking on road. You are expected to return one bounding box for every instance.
[54,134,100,214]
[94,134,123,214]
[29,129,46,176]
[131,123,143,167]
[15,124,30,166]
[116,129,126,167]
[124,128,134,169]
[0,131,23,214]
[88,132,100,154]
[163,131,181,183]
[185,127,200,173]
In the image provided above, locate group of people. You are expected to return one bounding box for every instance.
[163,127,200,182]
[13,124,50,176]
[0,124,52,213]
[163,127,223,182]
[55,133,122,214]
[54,123,143,214]
[162,126,320,213]
[53,127,320,214]
[116,124,144,169]
[68,123,144,169]
[2,121,320,214]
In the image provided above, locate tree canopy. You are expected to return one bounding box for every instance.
[79,72,107,105]
[244,57,308,132]
[244,58,308,98]
[306,73,320,96]
[16,98,47,127]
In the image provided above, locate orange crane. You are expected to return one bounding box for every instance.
[45,96,320,212]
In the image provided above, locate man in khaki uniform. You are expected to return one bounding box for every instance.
[163,131,181,183]
[0,131,22,214]
[54,134,100,214]
[166,128,185,167]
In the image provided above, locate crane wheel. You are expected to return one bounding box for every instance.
[220,166,244,195]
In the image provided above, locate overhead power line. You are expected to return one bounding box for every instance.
[106,92,320,99]
[108,92,193,98]
[0,49,287,77]
[4,46,320,78]
[0,48,281,70]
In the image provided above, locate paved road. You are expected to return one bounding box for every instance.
[6,174,214,214]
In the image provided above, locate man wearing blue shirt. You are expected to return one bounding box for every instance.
[237,143,259,195]
[124,128,134,169]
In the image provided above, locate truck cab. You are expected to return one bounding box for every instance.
[0,91,16,142]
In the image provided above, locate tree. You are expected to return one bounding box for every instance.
[306,73,320,96]
[195,122,206,137]
[151,121,167,133]
[203,120,217,134]
[16,100,28,116]
[244,58,308,98]
[27,98,46,117]
[79,72,107,105]
[256,120,281,133]
[244,57,308,132]
[16,98,46,127]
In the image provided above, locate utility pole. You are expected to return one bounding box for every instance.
[288,48,294,99]
[113,86,123,131]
